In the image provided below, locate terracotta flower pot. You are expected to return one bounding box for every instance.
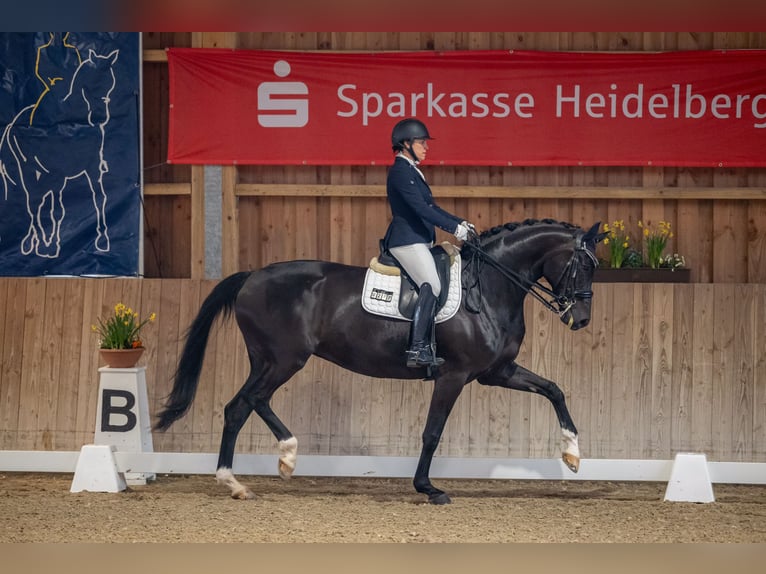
[99,347,145,368]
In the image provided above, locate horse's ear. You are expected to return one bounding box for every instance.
[582,221,608,245]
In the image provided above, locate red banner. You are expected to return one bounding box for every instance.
[168,48,766,167]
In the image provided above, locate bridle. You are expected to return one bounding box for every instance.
[549,237,599,321]
[462,232,599,322]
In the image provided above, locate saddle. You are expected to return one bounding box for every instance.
[362,241,462,323]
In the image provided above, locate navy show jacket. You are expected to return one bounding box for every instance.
[382,156,463,250]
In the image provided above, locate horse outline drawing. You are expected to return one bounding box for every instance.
[0,44,119,259]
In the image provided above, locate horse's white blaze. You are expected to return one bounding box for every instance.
[561,429,580,458]
[216,467,253,499]
[278,436,298,479]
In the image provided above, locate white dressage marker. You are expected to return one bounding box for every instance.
[664,452,715,503]
[70,444,126,493]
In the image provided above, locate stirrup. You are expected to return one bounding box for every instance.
[406,348,445,368]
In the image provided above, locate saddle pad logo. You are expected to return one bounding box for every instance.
[370,288,394,302]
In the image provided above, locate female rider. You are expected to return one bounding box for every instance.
[382,118,476,368]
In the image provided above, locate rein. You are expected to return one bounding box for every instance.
[462,233,598,319]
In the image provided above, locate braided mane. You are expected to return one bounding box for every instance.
[477,218,579,241]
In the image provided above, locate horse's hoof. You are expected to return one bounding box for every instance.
[278,437,298,480]
[278,459,294,480]
[428,492,452,505]
[231,487,255,500]
[562,452,580,473]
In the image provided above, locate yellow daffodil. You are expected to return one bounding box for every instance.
[92,302,157,349]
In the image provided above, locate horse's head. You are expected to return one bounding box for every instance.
[463,219,606,329]
[65,49,118,127]
[541,222,606,330]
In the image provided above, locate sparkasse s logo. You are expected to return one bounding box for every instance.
[257,60,308,128]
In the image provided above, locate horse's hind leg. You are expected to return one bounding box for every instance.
[215,393,258,500]
[478,362,580,473]
[216,361,303,500]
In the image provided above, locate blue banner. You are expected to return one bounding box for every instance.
[0,32,140,276]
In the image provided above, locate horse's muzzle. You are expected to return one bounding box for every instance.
[571,317,590,330]
[561,312,590,331]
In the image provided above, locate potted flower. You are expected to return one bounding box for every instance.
[662,253,686,270]
[602,220,631,268]
[639,219,673,269]
[92,303,156,368]
[595,220,690,282]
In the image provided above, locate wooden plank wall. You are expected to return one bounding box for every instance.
[0,277,764,463]
[141,32,766,282]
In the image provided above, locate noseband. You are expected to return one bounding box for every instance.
[463,233,598,319]
[550,237,599,318]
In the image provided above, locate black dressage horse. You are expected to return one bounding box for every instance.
[156,218,605,504]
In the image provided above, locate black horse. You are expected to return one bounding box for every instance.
[156,218,605,504]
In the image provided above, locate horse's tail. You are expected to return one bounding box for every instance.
[154,271,252,431]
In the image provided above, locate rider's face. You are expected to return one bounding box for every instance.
[410,138,429,162]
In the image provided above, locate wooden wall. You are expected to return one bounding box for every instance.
[141,32,766,282]
[1,277,764,463]
[3,33,765,467]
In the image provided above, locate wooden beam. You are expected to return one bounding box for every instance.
[190,165,205,280]
[142,49,167,63]
[187,35,206,280]
[237,184,386,198]
[235,184,766,200]
[221,166,239,276]
[148,182,766,201]
[144,183,191,196]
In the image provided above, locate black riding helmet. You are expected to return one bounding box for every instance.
[391,118,433,152]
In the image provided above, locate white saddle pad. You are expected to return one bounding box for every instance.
[361,253,462,323]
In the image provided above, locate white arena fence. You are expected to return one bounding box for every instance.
[0,450,764,484]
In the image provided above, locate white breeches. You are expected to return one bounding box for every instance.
[389,243,442,297]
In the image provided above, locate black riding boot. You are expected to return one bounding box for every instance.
[406,283,445,368]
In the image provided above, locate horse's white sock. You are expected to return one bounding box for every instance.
[562,429,580,458]
[278,436,298,479]
[216,467,253,499]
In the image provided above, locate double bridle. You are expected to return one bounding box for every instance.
[462,232,599,321]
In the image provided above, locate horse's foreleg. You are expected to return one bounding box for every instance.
[478,363,580,473]
[414,376,466,504]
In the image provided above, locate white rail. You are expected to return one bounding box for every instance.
[0,450,764,484]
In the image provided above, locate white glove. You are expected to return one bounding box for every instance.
[454,221,475,241]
